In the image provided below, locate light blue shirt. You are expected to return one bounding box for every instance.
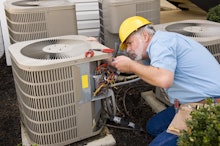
[147,30,220,104]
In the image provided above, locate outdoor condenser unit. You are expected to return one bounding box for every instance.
[153,19,220,106]
[4,0,77,44]
[154,19,220,63]
[99,0,160,50]
[8,35,112,146]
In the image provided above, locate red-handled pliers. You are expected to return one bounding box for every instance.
[85,49,94,58]
[93,48,115,53]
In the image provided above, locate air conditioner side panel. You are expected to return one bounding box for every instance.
[74,61,102,139]
[46,9,78,36]
[73,63,94,138]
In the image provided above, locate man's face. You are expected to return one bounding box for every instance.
[125,33,147,61]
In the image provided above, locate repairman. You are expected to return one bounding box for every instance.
[111,16,220,146]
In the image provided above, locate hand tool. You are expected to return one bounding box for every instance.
[93,48,115,53]
[174,98,179,113]
[85,49,94,58]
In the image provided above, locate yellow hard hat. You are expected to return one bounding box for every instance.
[119,16,151,50]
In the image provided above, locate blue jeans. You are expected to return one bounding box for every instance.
[146,106,178,146]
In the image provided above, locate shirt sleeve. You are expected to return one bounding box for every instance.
[147,40,177,73]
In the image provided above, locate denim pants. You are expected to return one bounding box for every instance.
[146,105,178,146]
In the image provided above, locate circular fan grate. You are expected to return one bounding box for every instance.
[13,0,43,7]
[12,0,66,7]
[21,39,90,60]
[165,23,220,37]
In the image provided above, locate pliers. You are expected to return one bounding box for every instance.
[93,48,114,53]
[85,49,94,58]
[85,48,114,58]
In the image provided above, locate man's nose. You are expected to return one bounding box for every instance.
[126,46,131,52]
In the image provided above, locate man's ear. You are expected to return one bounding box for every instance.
[142,30,150,42]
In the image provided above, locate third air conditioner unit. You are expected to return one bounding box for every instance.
[154,19,220,63]
[153,19,220,106]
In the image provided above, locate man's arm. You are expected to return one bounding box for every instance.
[111,55,174,88]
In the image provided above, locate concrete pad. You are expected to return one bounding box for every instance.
[21,122,116,146]
[160,0,178,10]
[141,90,167,113]
[160,9,207,23]
[21,122,36,146]
[86,134,116,146]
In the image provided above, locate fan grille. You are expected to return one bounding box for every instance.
[21,39,90,60]
[12,0,40,7]
[165,22,220,37]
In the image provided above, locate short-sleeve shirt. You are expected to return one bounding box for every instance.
[147,30,220,104]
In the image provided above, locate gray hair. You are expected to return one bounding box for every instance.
[136,25,156,36]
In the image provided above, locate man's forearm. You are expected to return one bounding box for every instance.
[129,61,173,88]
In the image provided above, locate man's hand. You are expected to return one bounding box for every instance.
[111,56,133,73]
[87,37,99,42]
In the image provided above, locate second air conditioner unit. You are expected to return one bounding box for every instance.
[99,0,160,50]
[4,0,78,44]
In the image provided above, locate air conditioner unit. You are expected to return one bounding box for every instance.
[154,19,220,63]
[4,0,78,44]
[153,19,220,106]
[8,35,112,146]
[73,0,100,38]
[98,0,160,50]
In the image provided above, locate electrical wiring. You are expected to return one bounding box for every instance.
[105,123,138,131]
[104,89,117,116]
[111,77,140,87]
[122,84,150,116]
[93,62,152,132]
[93,62,141,96]
[93,62,150,116]
[104,123,145,132]
[93,63,116,96]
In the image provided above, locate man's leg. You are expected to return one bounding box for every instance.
[149,131,178,146]
[146,105,177,145]
[146,105,175,136]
